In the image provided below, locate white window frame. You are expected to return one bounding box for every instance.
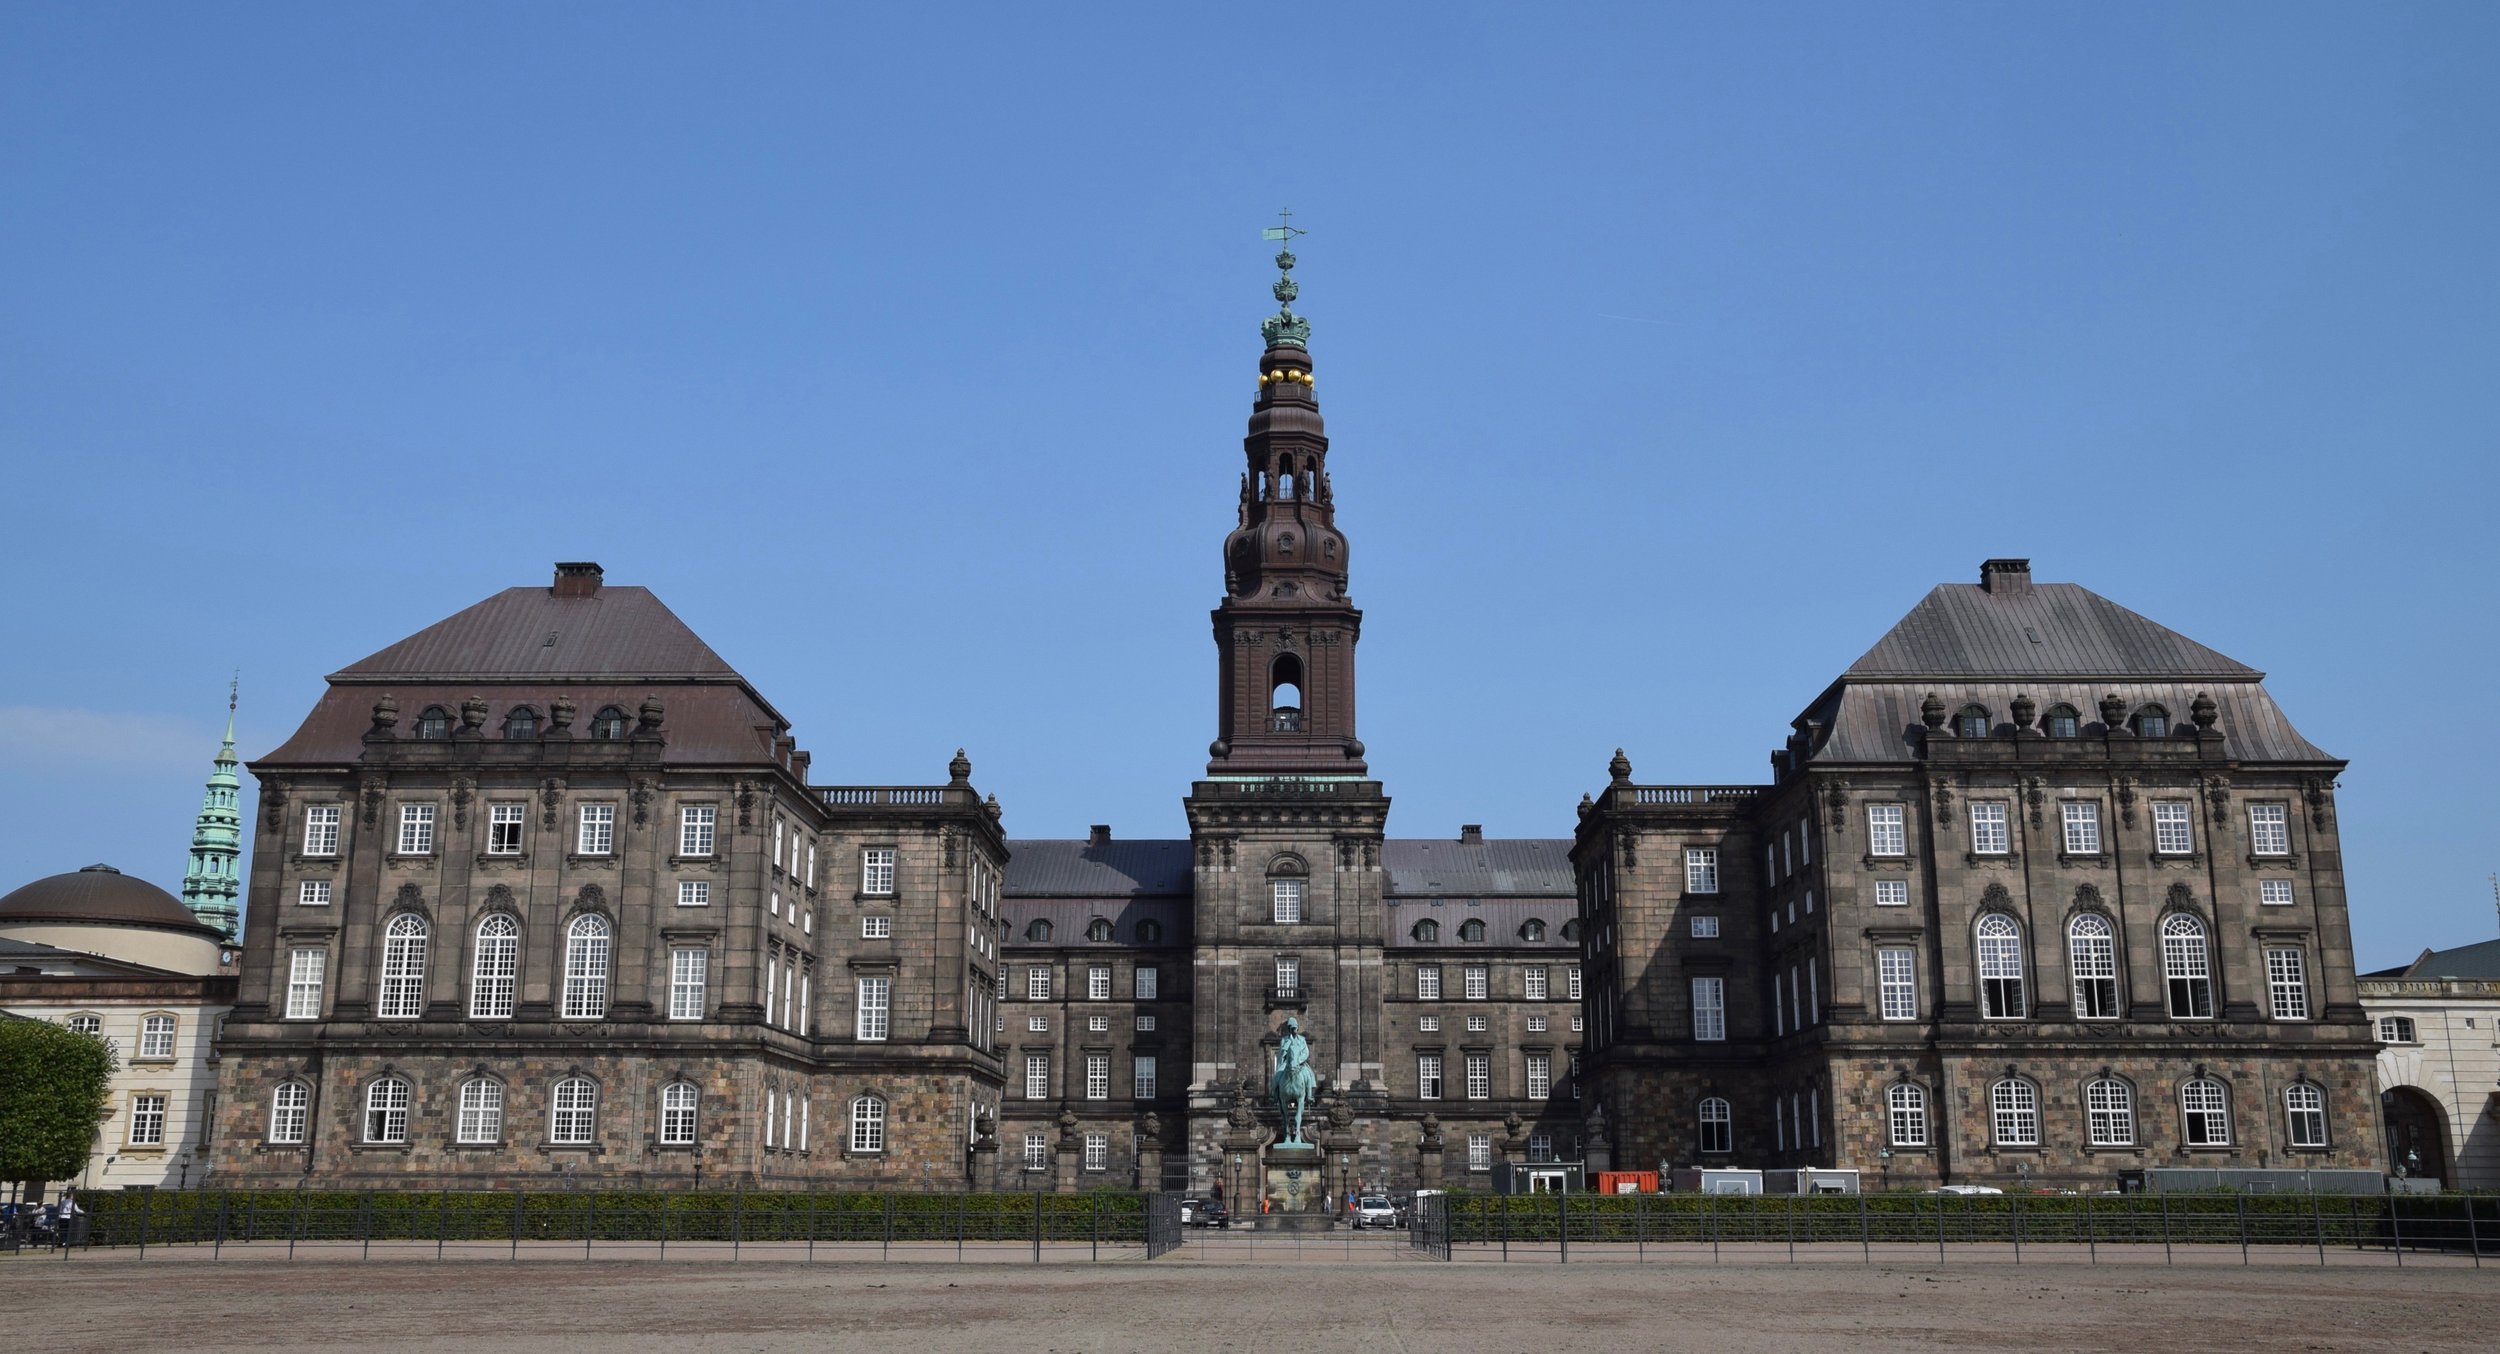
[1524,966,1549,1001]
[1027,966,1050,1001]
[669,947,709,1021]
[1691,976,1726,1042]
[1887,1083,1928,1147]
[549,1077,598,1146]
[303,804,342,856]
[487,802,525,855]
[2259,879,2295,907]
[1467,1133,1492,1172]
[1418,1054,1443,1100]
[561,914,611,1020]
[1088,966,1112,1000]
[1969,801,2009,855]
[378,915,427,1020]
[1875,879,1909,908]
[1976,913,2026,1019]
[1271,878,1304,923]
[1867,804,1906,856]
[1025,1054,1049,1100]
[1464,1052,1490,1100]
[1684,848,1719,894]
[365,1076,410,1144]
[676,880,710,908]
[1085,1053,1111,1101]
[2067,913,2118,1020]
[268,1081,310,1144]
[2152,801,2194,855]
[677,805,716,857]
[1274,956,1299,995]
[2285,1084,2328,1148]
[127,1092,167,1146]
[298,879,332,907]
[1419,1014,1441,1033]
[659,1082,698,1146]
[1023,1132,1049,1171]
[471,915,520,1019]
[1697,1096,1732,1154]
[1466,1014,1487,1032]
[1990,1079,2039,1147]
[1134,1054,1158,1099]
[2378,1016,2417,1044]
[862,914,892,939]
[2266,947,2310,1020]
[1083,1132,1108,1172]
[2162,913,2214,1019]
[1135,966,1158,1000]
[286,948,326,1019]
[861,848,896,896]
[856,976,891,1041]
[1878,947,1918,1021]
[577,803,615,856]
[851,1095,887,1154]
[2061,801,2102,855]
[397,803,436,856]
[2182,1078,2231,1146]
[1691,914,1720,938]
[2249,803,2291,856]
[138,1014,176,1060]
[1463,965,1488,1001]
[1526,1053,1551,1100]
[2086,1078,2135,1147]
[1417,965,1441,1000]
[459,1079,505,1144]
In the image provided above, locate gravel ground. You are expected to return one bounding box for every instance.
[6,1253,2495,1354]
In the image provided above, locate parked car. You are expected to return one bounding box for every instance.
[1179,1197,1230,1228]
[1351,1195,1400,1229]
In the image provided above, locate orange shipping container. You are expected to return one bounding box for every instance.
[1595,1171,1659,1195]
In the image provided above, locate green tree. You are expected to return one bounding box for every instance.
[0,1016,117,1190]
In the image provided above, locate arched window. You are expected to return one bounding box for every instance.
[1458,919,1486,943]
[549,1076,598,1145]
[2181,1077,2231,1146]
[2284,1083,2328,1148]
[2161,914,2214,1018]
[1955,705,1991,738]
[501,705,540,739]
[1086,918,1115,943]
[2043,704,2081,738]
[659,1082,699,1146]
[1887,1083,1929,1147]
[268,1081,310,1144]
[1136,919,1163,945]
[1412,919,1440,943]
[470,914,519,1019]
[138,1013,177,1059]
[457,1078,504,1144]
[2066,914,2118,1020]
[1520,919,1547,942]
[1269,653,1304,731]
[2134,705,2171,738]
[562,914,611,1020]
[1561,919,1581,942]
[590,706,630,740]
[850,1094,888,1153]
[415,705,452,740]
[1697,1096,1732,1154]
[364,1076,411,1143]
[1975,914,2026,1019]
[2085,1078,2135,1146]
[1989,1078,2039,1146]
[378,914,428,1020]
[1026,919,1053,943]
[1276,455,1296,498]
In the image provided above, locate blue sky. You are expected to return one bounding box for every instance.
[1,4,2493,969]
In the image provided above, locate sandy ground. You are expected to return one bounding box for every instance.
[5,1245,2496,1354]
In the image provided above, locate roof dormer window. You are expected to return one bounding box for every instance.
[502,706,540,739]
[1955,706,1991,738]
[1026,919,1053,943]
[1085,918,1114,943]
[415,706,452,740]
[2044,704,2080,738]
[590,706,629,740]
[2134,705,2170,738]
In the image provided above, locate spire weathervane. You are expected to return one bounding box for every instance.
[1260,209,1311,347]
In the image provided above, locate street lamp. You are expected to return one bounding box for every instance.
[1878,1147,1892,1193]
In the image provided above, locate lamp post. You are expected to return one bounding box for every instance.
[1878,1147,1892,1193]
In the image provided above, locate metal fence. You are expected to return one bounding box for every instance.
[1411,1191,2500,1266]
[4,1187,1158,1264]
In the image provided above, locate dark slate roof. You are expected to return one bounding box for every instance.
[1005,840,1195,898]
[1382,839,1575,898]
[1808,681,2334,765]
[1846,582,2258,680]
[0,936,180,976]
[1000,898,1193,949]
[2367,938,2500,981]
[1383,898,1579,950]
[334,586,738,680]
[0,865,223,937]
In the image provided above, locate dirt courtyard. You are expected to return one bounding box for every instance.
[7,1254,2496,1354]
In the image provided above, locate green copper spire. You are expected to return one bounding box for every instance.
[1260,209,1311,347]
[181,678,243,939]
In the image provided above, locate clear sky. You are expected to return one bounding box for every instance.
[2,4,2493,969]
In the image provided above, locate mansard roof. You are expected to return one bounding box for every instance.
[1382,839,1575,898]
[1846,576,2258,681]
[1005,839,1194,897]
[334,585,737,681]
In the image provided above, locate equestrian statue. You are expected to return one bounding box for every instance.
[1270,1016,1318,1145]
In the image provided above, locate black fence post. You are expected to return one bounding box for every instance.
[1032,1189,1042,1265]
[807,1186,818,1264]
[1933,1191,1944,1264]
[1858,1190,1870,1264]
[214,1190,230,1261]
[2011,1190,2022,1265]
[1786,1192,1796,1265]
[359,1189,372,1261]
[509,1188,522,1262]
[885,1193,896,1263]
[2157,1189,2172,1266]
[732,1181,745,1262]
[2085,1189,2096,1265]
[2310,1186,2326,1267]
[137,1186,152,1260]
[437,1185,449,1261]
[584,1189,595,1261]
[288,1181,307,1262]
[2389,1190,2405,1267]
[1089,1193,1099,1264]
[2238,1194,2249,1266]
[1636,1192,1647,1261]
[1559,1189,1570,1266]
[2467,1194,2483,1269]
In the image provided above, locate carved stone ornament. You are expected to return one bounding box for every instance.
[2191,692,2219,730]
[1056,1107,1080,1141]
[985,792,1002,822]
[451,778,476,829]
[1823,778,1849,832]
[2010,694,2037,730]
[948,747,972,785]
[370,695,400,735]
[1617,834,1637,868]
[549,697,576,731]
[1980,882,2013,911]
[459,696,488,731]
[943,829,961,869]
[2303,776,2332,830]
[1931,779,1955,824]
[630,778,654,827]
[1608,747,1633,786]
[734,781,755,832]
[260,777,292,833]
[973,1106,996,1145]
[1577,793,1594,820]
[2099,692,2127,729]
[2116,775,2138,828]
[1221,839,1237,870]
[2024,777,2046,830]
[637,697,665,733]
[2073,883,2105,911]
[1585,1101,1609,1141]
[576,883,607,915]
[540,778,566,831]
[2204,774,2233,826]
[1326,1089,1354,1129]
[1228,1087,1257,1129]
[1920,693,1947,731]
[393,882,426,915]
[485,883,515,910]
[1502,1110,1525,1140]
[360,775,387,826]
[1418,1112,1443,1150]
[2165,881,2197,914]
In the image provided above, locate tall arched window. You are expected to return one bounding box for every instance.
[364,1076,411,1143]
[1989,1078,2039,1146]
[2085,1078,2135,1147]
[2161,914,2214,1018]
[590,706,630,739]
[2066,914,2118,1020]
[501,705,540,739]
[1975,914,2026,1019]
[550,1076,598,1145]
[470,914,519,1019]
[1886,1083,1928,1148]
[1697,1096,1732,1154]
[2284,1083,2328,1148]
[268,1081,310,1144]
[659,1082,699,1146]
[2181,1077,2231,1145]
[851,1094,888,1153]
[1269,653,1304,731]
[415,706,452,740]
[562,915,611,1020]
[458,1078,504,1144]
[378,914,428,1020]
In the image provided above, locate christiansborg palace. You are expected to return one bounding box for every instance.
[203,255,2383,1198]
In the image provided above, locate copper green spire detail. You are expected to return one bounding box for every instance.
[1260,209,1311,347]
[181,677,243,939]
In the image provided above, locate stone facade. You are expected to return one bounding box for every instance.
[2360,942,2500,1190]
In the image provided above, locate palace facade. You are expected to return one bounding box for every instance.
[208,256,2383,1193]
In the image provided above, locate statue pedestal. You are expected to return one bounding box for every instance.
[1259,1142,1335,1231]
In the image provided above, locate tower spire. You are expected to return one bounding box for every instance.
[182,678,244,939]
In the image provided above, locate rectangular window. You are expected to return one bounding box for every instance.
[1527,1014,1546,1032]
[1024,1133,1049,1171]
[1684,848,1720,893]
[1464,1052,1490,1100]
[577,803,614,855]
[1027,967,1051,1001]
[1878,948,1917,1020]
[1524,966,1548,1001]
[2153,801,2194,855]
[1875,880,1909,908]
[1025,1055,1049,1100]
[1467,1133,1492,1172]
[2286,1086,2329,1149]
[397,803,436,855]
[1464,966,1487,1000]
[1134,1055,1157,1099]
[678,805,716,857]
[2250,804,2291,855]
[1085,1053,1110,1101]
[1275,956,1299,995]
[1691,976,1726,1041]
[128,1093,167,1146]
[1135,1014,1156,1031]
[1691,914,1720,938]
[1271,879,1304,923]
[139,1014,176,1059]
[855,976,891,1040]
[805,843,816,888]
[862,848,896,895]
[2378,1016,2417,1044]
[487,803,525,855]
[1568,966,1582,1000]
[2061,801,2102,855]
[285,948,326,1019]
[1529,1132,1554,1163]
[1867,804,1905,856]
[1466,1014,1487,1032]
[1088,966,1112,1000]
[298,880,331,907]
[677,880,710,908]
[1418,1054,1443,1100]
[2260,880,2295,907]
[1135,966,1159,1000]
[2267,948,2310,1020]
[1028,1014,1048,1032]
[1418,1014,1440,1032]
[1083,1132,1108,1172]
[1087,1014,1108,1032]
[667,948,708,1021]
[303,805,341,856]
[1526,1053,1551,1100]
[1417,965,1441,1001]
[862,914,892,939]
[1969,802,2009,855]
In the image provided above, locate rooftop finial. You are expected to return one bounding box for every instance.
[1260,209,1310,347]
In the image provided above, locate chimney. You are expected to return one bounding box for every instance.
[1978,558,2032,595]
[1089,825,1112,847]
[1459,824,1483,845]
[553,561,604,597]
